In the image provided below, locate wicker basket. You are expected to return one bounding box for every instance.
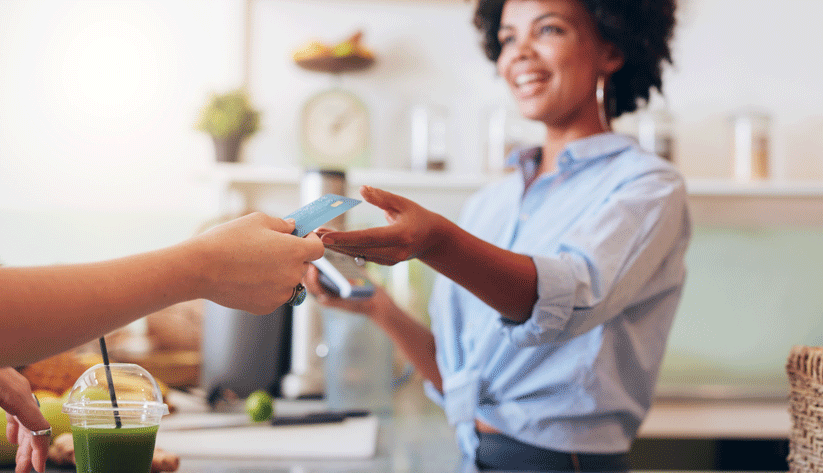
[787,345,823,472]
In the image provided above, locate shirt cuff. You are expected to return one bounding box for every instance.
[500,254,576,346]
[423,379,445,409]
[426,369,481,426]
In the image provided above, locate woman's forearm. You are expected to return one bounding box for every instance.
[422,215,538,324]
[369,292,442,392]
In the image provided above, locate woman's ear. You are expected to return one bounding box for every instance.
[600,42,625,75]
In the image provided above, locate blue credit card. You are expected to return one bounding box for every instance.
[285,194,361,237]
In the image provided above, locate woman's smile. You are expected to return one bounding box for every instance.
[513,70,550,98]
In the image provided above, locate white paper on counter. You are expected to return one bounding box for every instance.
[155,412,379,459]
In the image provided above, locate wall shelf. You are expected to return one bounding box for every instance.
[200,163,497,192]
[198,163,498,219]
[202,163,823,198]
[687,179,823,197]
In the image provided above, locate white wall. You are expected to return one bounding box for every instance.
[0,0,245,264]
[245,0,511,174]
[656,0,823,180]
[244,0,823,181]
[1,0,822,266]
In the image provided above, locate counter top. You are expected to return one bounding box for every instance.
[0,381,792,473]
[639,398,790,439]
[155,385,791,472]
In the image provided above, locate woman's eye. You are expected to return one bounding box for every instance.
[498,35,515,46]
[539,24,563,35]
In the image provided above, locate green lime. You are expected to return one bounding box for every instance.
[245,390,274,422]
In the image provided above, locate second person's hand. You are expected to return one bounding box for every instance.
[317,186,450,266]
[303,265,399,329]
[0,367,50,473]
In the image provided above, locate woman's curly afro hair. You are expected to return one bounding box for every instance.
[473,0,676,118]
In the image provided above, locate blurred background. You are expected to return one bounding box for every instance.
[1,0,823,404]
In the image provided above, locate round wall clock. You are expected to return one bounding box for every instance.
[300,88,370,169]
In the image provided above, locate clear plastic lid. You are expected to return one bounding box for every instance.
[62,363,169,419]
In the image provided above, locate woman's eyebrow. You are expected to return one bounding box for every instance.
[500,12,564,32]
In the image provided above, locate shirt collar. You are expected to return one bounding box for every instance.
[507,133,636,181]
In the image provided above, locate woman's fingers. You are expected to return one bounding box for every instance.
[303,265,379,315]
[319,225,404,248]
[321,246,399,266]
[303,265,349,308]
[359,185,402,211]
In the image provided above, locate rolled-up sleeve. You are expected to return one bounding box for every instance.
[502,170,688,347]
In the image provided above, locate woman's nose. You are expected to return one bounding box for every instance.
[512,37,537,60]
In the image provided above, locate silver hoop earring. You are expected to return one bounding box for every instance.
[596,75,610,131]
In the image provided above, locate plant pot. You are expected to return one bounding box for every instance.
[212,136,243,163]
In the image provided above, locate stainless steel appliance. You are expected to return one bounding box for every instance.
[199,169,347,401]
[281,169,347,399]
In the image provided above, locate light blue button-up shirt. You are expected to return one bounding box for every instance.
[424,133,691,458]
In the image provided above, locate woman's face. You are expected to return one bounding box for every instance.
[496,0,622,129]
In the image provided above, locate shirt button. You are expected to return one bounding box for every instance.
[519,213,529,221]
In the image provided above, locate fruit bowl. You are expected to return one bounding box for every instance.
[292,31,375,74]
[295,54,374,74]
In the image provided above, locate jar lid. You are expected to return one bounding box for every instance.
[62,363,169,417]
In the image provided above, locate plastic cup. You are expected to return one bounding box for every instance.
[62,363,169,473]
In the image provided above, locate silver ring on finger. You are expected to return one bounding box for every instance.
[287,283,307,306]
[354,255,366,266]
[30,428,52,437]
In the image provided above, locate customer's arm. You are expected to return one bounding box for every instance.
[0,212,324,367]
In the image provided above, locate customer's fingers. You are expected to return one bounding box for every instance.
[5,411,18,445]
[4,401,50,436]
[31,435,48,473]
[14,434,32,473]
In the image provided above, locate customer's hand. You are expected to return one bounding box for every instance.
[0,367,50,473]
[191,212,325,315]
[317,186,449,266]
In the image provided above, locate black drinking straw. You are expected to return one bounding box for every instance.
[99,337,122,428]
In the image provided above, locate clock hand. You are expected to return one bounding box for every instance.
[330,107,357,135]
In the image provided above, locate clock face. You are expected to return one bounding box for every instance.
[300,89,369,169]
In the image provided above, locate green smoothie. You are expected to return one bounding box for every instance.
[71,424,158,473]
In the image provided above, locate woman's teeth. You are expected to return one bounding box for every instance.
[515,73,543,86]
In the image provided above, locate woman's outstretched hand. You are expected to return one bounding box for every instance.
[317,186,449,266]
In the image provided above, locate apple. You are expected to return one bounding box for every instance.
[332,41,355,58]
[0,412,15,465]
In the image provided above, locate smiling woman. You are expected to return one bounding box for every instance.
[303,0,686,471]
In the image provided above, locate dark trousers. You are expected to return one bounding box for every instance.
[475,431,630,472]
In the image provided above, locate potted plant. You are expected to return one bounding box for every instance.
[196,89,261,163]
